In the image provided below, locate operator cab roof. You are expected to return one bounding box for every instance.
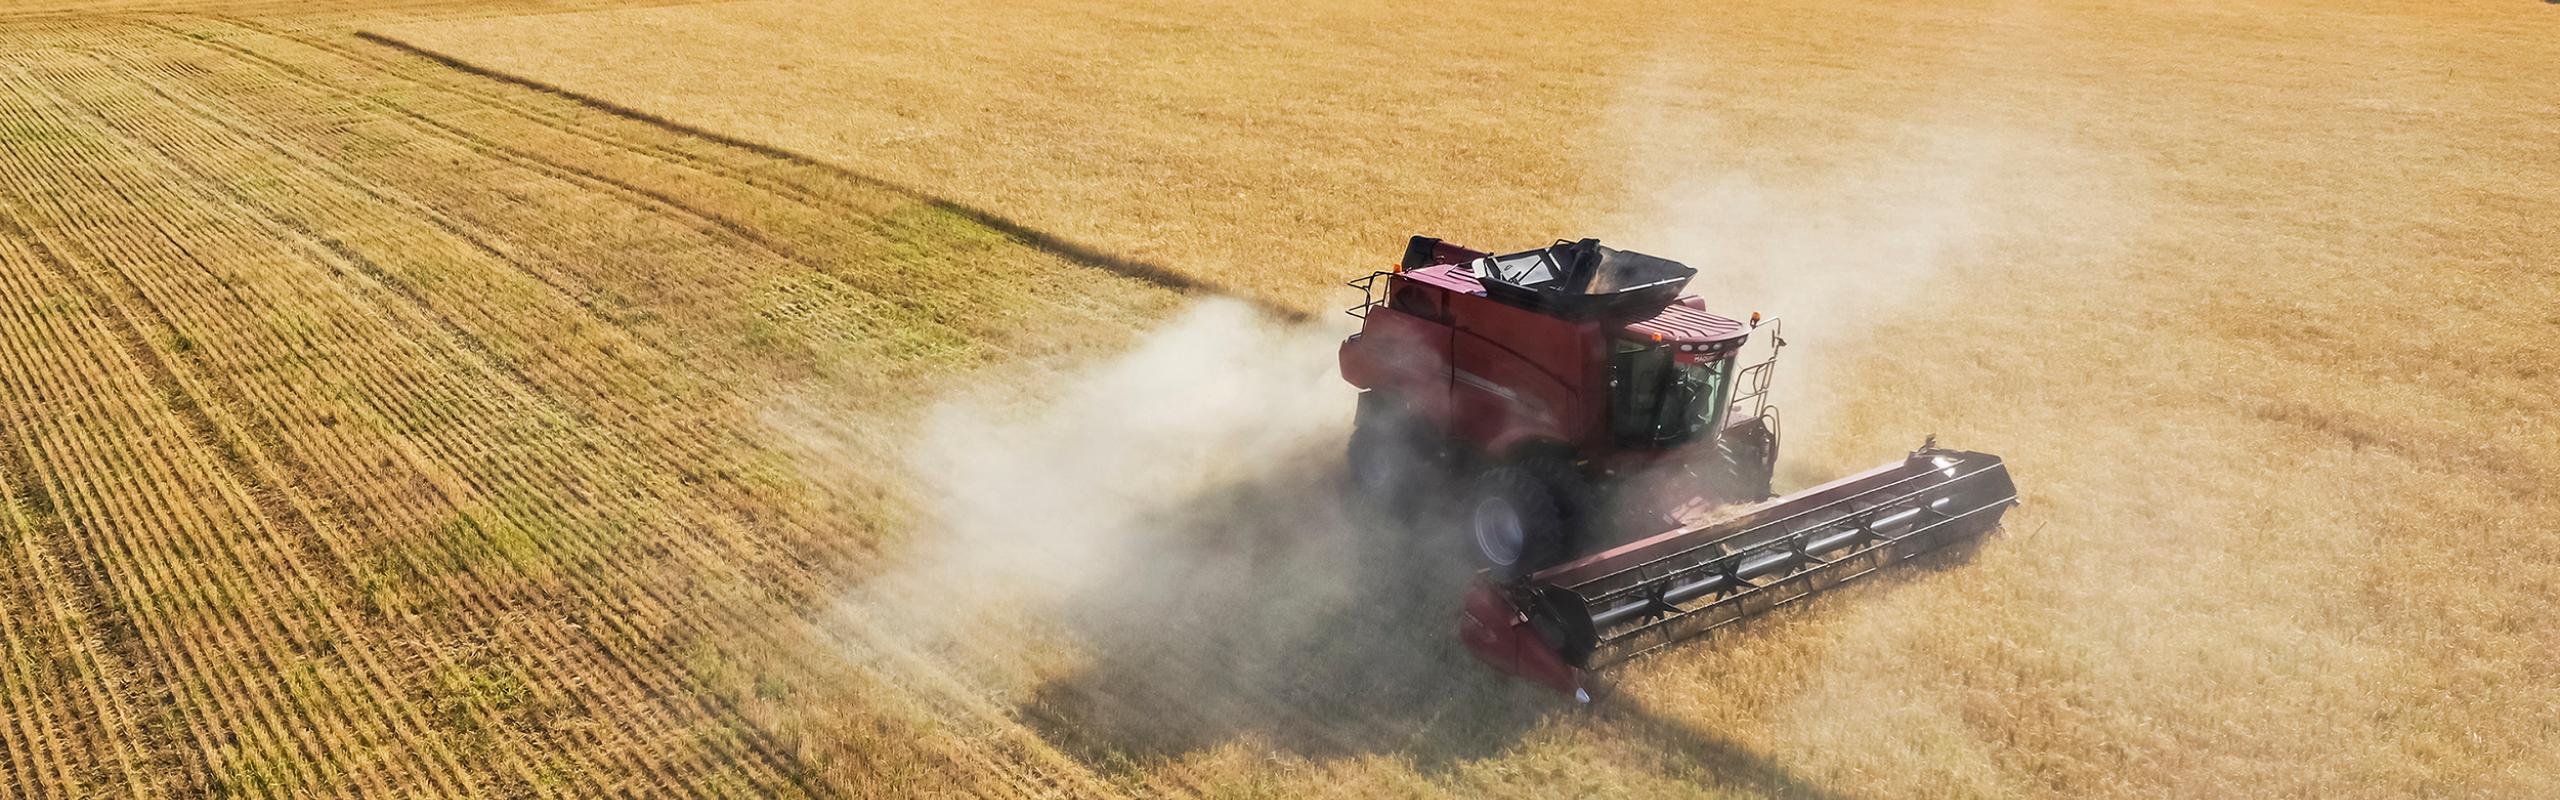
[1626,301,1750,345]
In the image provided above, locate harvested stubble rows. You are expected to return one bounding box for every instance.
[0,4,1172,797]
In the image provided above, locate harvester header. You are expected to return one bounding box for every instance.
[1461,441,2017,696]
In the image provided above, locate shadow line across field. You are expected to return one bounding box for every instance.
[351,29,1311,322]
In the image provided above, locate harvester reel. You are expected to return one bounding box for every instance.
[1461,444,2019,693]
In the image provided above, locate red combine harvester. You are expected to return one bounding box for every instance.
[1340,236,2018,699]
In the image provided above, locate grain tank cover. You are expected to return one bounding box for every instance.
[1471,239,1697,321]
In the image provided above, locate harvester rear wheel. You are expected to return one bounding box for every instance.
[1348,393,1435,508]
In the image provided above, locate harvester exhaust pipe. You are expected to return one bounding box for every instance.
[1460,441,2018,696]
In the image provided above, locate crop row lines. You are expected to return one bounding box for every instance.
[0,238,205,800]
[134,20,929,538]
[156,16,1114,395]
[93,41,850,580]
[0,17,1141,796]
[0,206,366,796]
[58,36,855,705]
[40,45,701,794]
[1,114,369,799]
[81,46,784,551]
[166,21,1180,795]
[0,494,74,798]
[7,54,776,796]
[112,29,1131,794]
[143,18,899,324]
[200,13,838,211]
[0,65,499,798]
[279,13,1181,338]
[0,441,157,797]
[6,60,752,797]
[14,47,844,797]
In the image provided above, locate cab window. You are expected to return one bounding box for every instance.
[1611,340,1735,447]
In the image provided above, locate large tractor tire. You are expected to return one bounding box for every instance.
[1347,393,1436,509]
[1463,459,1590,580]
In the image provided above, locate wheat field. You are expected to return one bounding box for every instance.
[1,0,2555,797]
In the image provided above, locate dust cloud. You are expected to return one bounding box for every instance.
[1601,126,2019,472]
[899,300,1350,618]
[838,300,1537,760]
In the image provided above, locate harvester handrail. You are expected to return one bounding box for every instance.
[1726,317,1781,423]
[1568,457,2005,606]
[1344,271,1391,319]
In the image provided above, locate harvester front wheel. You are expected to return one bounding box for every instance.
[1465,460,1583,580]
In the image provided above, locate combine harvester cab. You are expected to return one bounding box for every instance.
[1461,441,2018,697]
[1339,235,2020,698]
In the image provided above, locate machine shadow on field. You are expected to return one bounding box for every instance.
[1597,697,1860,800]
[1010,449,1866,800]
[1013,450,1559,766]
